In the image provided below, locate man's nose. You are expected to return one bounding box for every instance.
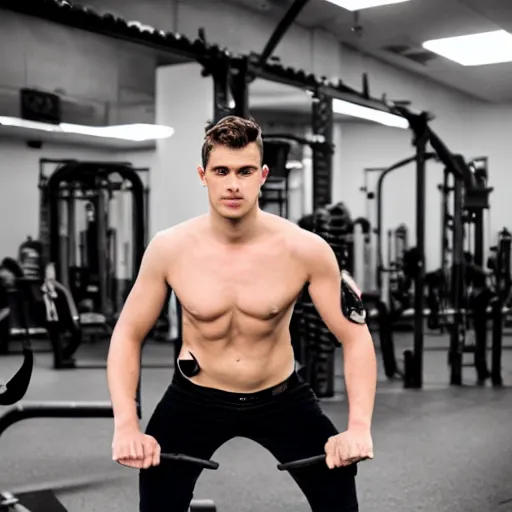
[226,177,240,191]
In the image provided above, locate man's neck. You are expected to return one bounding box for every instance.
[209,207,262,245]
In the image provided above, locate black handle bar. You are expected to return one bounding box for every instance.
[160,453,332,472]
[160,453,219,470]
[277,455,326,471]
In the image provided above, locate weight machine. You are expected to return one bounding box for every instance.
[260,134,336,221]
[258,139,292,218]
[0,264,142,512]
[374,153,437,300]
[41,160,147,321]
[37,160,160,369]
[441,156,502,386]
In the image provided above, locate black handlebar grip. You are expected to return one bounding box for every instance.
[160,453,220,470]
[277,455,326,471]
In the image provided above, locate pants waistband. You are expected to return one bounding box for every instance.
[172,364,300,404]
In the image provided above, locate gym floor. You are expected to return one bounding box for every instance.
[1,335,512,512]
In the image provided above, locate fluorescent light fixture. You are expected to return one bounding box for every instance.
[332,99,409,129]
[324,0,410,11]
[61,123,174,141]
[423,30,512,66]
[0,116,174,141]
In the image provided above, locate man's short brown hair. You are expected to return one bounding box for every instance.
[201,116,264,168]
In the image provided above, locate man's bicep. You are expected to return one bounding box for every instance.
[305,235,366,341]
[115,232,170,340]
[305,236,344,329]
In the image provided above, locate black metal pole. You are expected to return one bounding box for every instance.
[257,0,311,68]
[212,57,233,123]
[491,297,503,387]
[311,93,333,211]
[406,113,429,389]
[96,186,108,317]
[473,209,484,269]
[491,229,510,387]
[231,58,251,120]
[449,172,465,386]
[0,402,116,438]
[440,168,450,277]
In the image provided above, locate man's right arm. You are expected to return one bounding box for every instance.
[107,231,172,431]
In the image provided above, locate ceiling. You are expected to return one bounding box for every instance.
[1,0,509,150]
[228,0,512,103]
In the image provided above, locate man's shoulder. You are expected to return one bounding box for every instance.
[151,216,206,252]
[268,214,326,255]
[155,216,206,240]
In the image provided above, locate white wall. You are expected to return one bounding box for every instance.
[151,63,211,236]
[0,138,155,259]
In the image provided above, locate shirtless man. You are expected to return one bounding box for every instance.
[107,116,377,512]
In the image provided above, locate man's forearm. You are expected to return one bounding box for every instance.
[107,331,142,430]
[342,332,377,430]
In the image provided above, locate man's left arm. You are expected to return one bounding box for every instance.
[306,236,377,433]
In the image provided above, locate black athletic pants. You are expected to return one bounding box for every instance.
[139,366,359,511]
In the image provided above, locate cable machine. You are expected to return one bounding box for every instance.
[42,161,146,324]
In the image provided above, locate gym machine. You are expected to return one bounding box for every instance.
[259,139,292,218]
[41,160,146,322]
[367,108,494,388]
[0,270,208,512]
[295,204,353,396]
[374,153,437,305]
[441,157,503,386]
[0,275,33,406]
[488,228,512,307]
[37,160,169,369]
[386,224,413,319]
[260,134,336,221]
[352,217,373,293]
[0,265,141,512]
[295,205,400,387]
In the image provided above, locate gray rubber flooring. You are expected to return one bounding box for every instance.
[1,333,512,512]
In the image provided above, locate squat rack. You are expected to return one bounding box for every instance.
[0,0,494,393]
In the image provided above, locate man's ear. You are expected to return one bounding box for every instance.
[261,165,270,183]
[197,166,207,187]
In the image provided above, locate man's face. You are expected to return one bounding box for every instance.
[198,142,269,219]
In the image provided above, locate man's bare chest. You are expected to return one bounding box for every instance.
[170,248,307,322]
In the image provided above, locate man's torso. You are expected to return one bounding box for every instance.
[165,213,312,392]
